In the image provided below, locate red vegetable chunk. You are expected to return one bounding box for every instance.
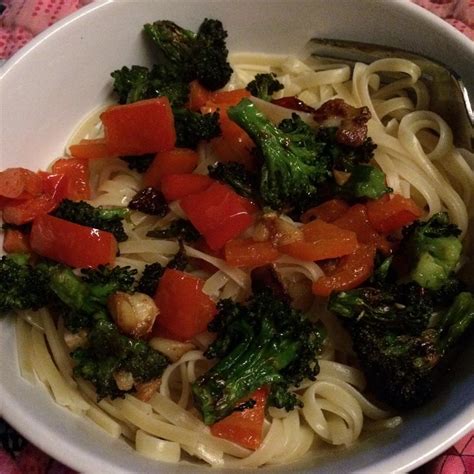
[101,97,176,155]
[30,214,117,268]
[161,173,213,201]
[143,148,199,188]
[154,268,216,341]
[2,195,57,225]
[210,387,268,450]
[312,243,377,297]
[366,194,423,234]
[180,182,255,250]
[51,158,90,200]
[0,168,42,199]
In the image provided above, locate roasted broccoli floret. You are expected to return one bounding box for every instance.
[246,73,284,101]
[192,290,325,424]
[228,100,332,211]
[0,254,52,314]
[111,64,190,107]
[52,199,129,243]
[329,284,474,409]
[46,264,137,331]
[144,18,232,91]
[337,164,391,200]
[316,127,376,173]
[147,218,200,242]
[173,108,221,149]
[72,316,169,400]
[400,213,463,290]
[208,162,258,200]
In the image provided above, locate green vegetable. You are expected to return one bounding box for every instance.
[339,164,391,200]
[246,73,284,101]
[173,108,221,149]
[72,316,169,400]
[329,283,474,409]
[228,100,331,211]
[192,290,325,424]
[51,199,129,243]
[46,264,137,331]
[144,18,232,91]
[401,213,463,290]
[208,162,258,199]
[147,218,200,242]
[110,65,189,107]
[0,254,52,314]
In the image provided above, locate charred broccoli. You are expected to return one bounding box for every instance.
[192,290,325,424]
[111,64,189,107]
[0,254,52,314]
[144,18,232,91]
[72,316,169,400]
[147,218,200,242]
[228,100,331,210]
[329,283,474,409]
[52,199,129,242]
[173,108,221,149]
[208,161,258,200]
[400,213,463,290]
[46,264,137,331]
[228,100,386,211]
[246,73,284,101]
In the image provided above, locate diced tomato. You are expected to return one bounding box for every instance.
[333,204,392,254]
[143,148,199,188]
[210,387,268,450]
[101,97,176,155]
[225,239,280,267]
[312,244,377,297]
[30,214,117,268]
[153,268,216,341]
[161,173,213,202]
[2,195,58,225]
[51,158,90,200]
[69,138,113,160]
[2,229,31,253]
[180,182,255,250]
[0,168,42,199]
[366,194,423,234]
[301,199,350,224]
[280,219,358,261]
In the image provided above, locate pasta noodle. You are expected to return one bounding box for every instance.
[13,49,474,468]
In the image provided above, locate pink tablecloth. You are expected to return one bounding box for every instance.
[0,1,473,473]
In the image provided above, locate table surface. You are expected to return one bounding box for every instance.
[0,1,473,473]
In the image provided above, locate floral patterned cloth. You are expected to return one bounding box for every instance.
[0,0,472,472]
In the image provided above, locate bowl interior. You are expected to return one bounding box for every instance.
[1,1,473,473]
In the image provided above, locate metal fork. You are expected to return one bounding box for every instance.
[308,38,473,150]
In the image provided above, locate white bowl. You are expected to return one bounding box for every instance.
[1,1,473,472]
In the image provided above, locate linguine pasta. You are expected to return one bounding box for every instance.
[15,52,474,467]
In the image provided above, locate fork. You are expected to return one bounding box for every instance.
[308,38,474,150]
